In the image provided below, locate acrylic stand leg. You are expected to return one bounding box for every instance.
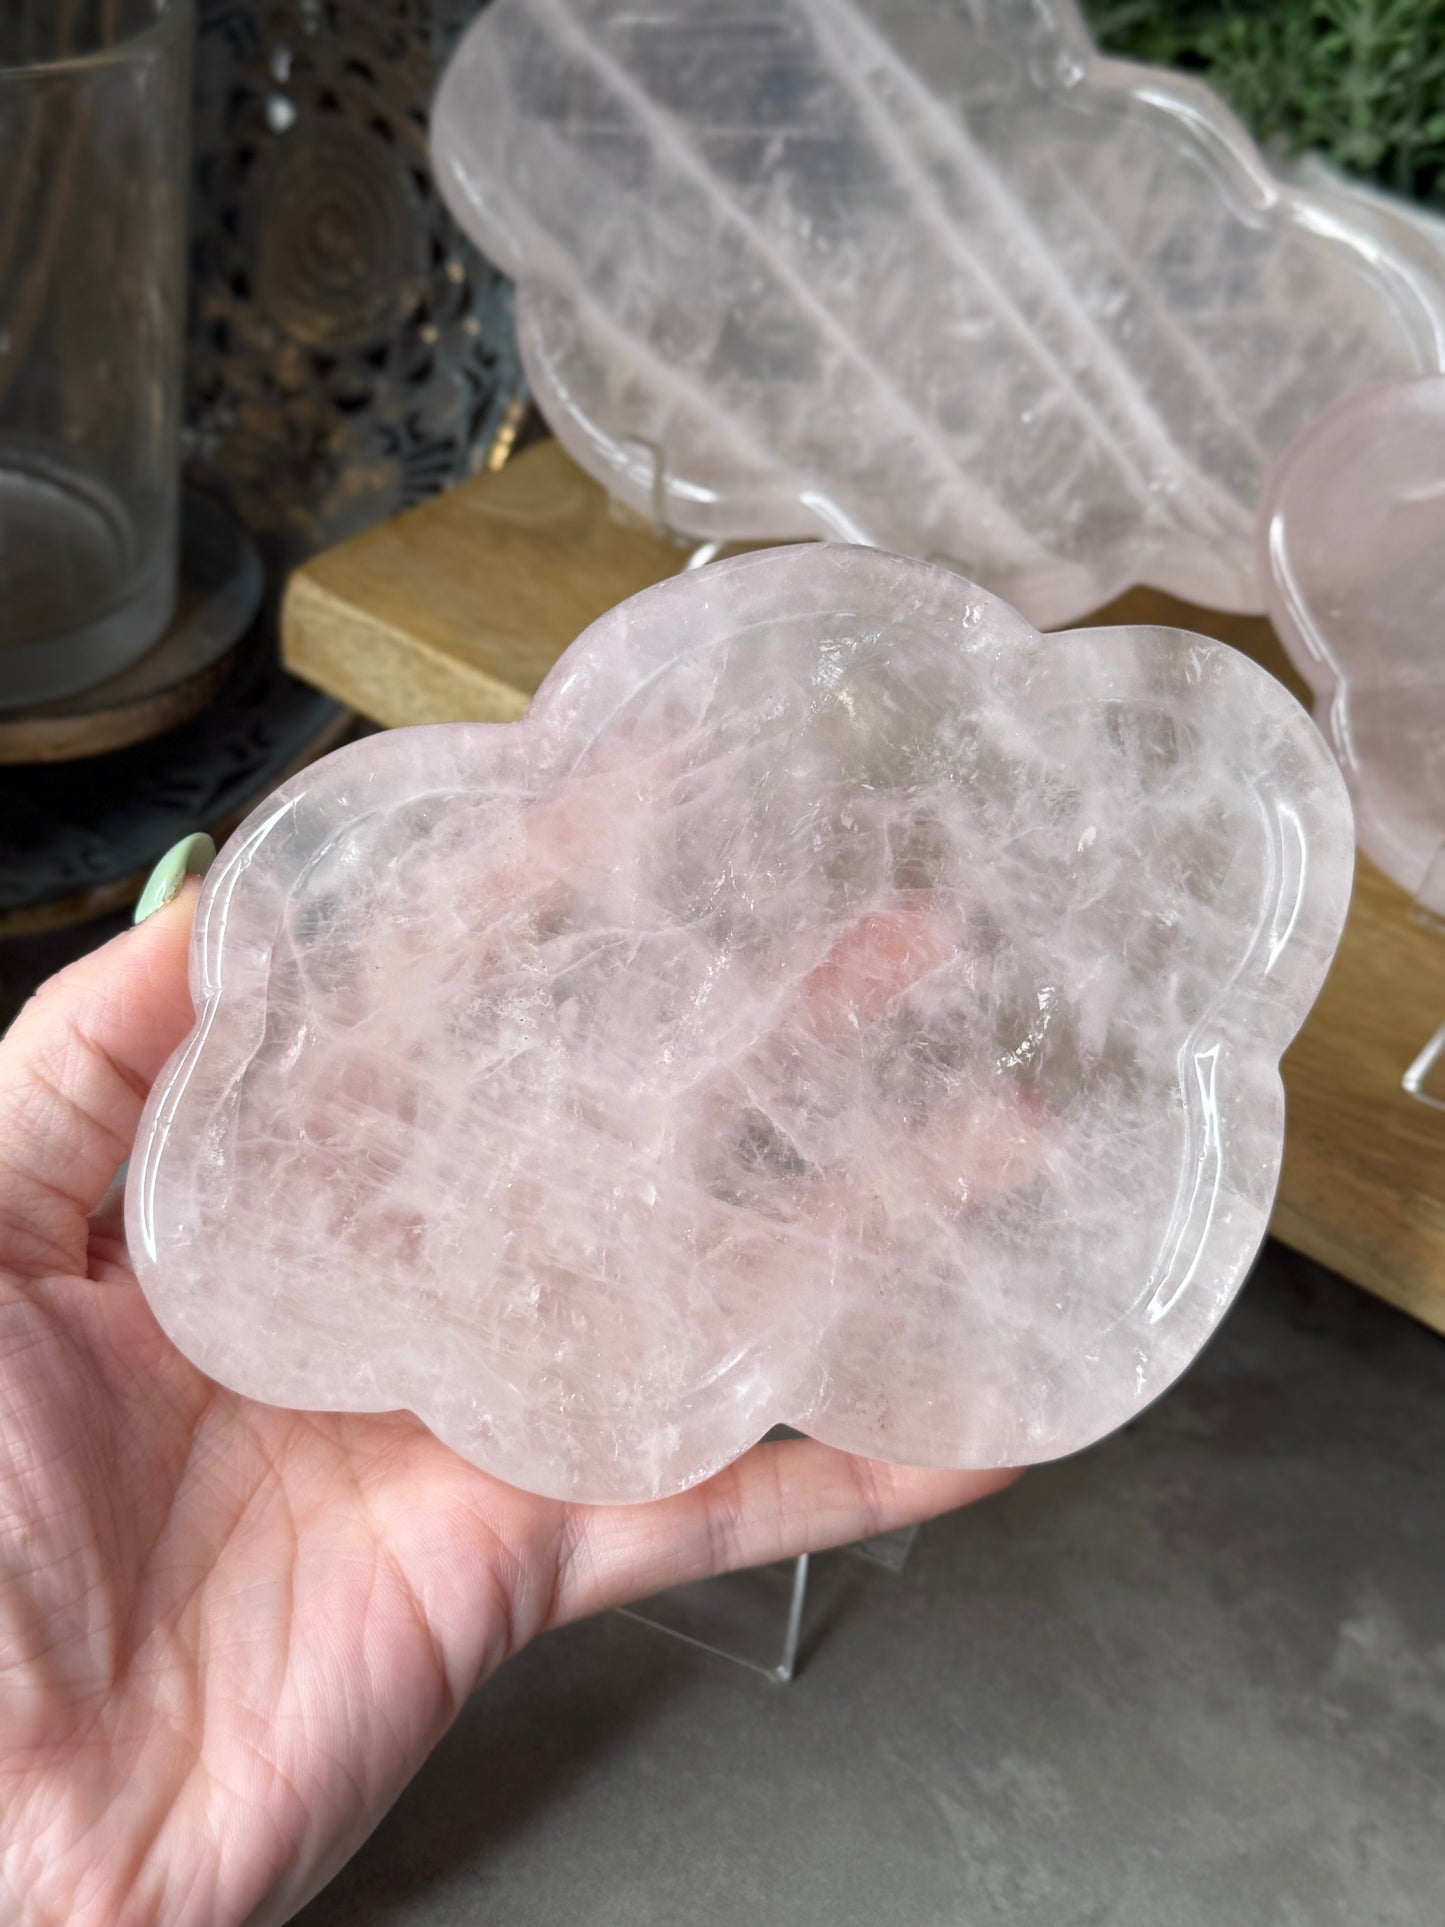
[849,1522,919,1573]
[621,1530,919,1685]
[620,1553,811,1683]
[621,1433,921,1684]
[608,434,824,569]
[606,435,711,558]
[1403,1022,1445,1110]
[1408,840,1445,934]
[1403,843,1445,1109]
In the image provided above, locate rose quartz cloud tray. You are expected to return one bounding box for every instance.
[1261,375,1445,911]
[432,0,1445,629]
[128,548,1353,1503]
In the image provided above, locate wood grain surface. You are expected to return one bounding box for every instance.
[283,439,688,727]
[282,443,1445,1333]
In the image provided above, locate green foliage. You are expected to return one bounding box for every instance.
[1084,0,1445,210]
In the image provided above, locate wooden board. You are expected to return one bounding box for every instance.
[283,439,688,728]
[282,442,1445,1334]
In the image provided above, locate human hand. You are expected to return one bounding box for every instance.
[0,845,1016,1926]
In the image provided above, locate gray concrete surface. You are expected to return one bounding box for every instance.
[298,1244,1444,1927]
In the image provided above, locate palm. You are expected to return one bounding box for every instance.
[3,1212,551,1922]
[1,889,1011,1926]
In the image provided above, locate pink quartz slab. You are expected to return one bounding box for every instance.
[128,546,1353,1502]
[433,0,1445,629]
[1261,374,1445,910]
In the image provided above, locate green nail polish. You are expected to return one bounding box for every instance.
[134,833,217,925]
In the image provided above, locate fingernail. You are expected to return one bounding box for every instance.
[134,833,217,925]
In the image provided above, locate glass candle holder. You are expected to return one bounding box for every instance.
[0,0,191,709]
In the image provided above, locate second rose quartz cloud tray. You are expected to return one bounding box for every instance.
[1262,375,1445,913]
[433,0,1445,627]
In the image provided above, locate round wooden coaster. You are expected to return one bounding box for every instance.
[0,493,265,766]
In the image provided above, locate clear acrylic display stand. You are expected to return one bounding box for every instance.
[609,435,859,571]
[850,1522,920,1573]
[1408,842,1445,935]
[621,1551,813,1683]
[621,1526,921,1684]
[1404,843,1445,1110]
[1402,1024,1445,1110]
[620,1424,921,1683]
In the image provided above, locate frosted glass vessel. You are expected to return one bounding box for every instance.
[432,0,1445,628]
[0,0,189,707]
[1262,375,1445,911]
[128,547,1354,1503]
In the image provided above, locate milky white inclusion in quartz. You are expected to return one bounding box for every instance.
[432,0,1445,629]
[128,548,1352,1502]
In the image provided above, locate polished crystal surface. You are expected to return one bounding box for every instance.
[1262,375,1445,910]
[432,0,1445,628]
[128,547,1353,1503]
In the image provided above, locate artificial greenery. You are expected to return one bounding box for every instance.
[1085,0,1445,211]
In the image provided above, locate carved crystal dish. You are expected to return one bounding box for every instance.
[432,0,1445,627]
[128,547,1353,1502]
[1261,374,1445,911]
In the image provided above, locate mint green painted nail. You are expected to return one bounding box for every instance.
[134,834,217,925]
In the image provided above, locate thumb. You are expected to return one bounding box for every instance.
[0,838,211,1276]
